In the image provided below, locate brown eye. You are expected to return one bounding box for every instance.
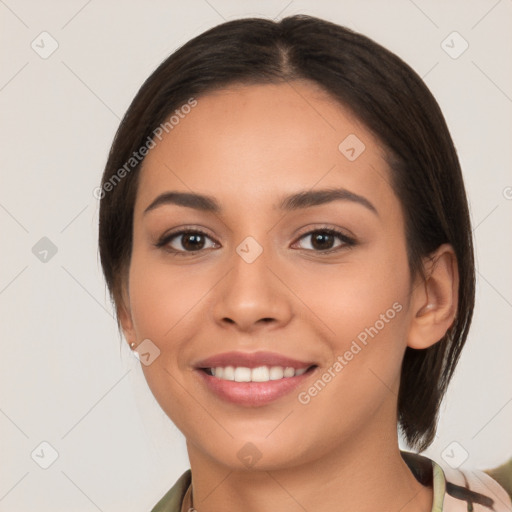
[309,232,336,250]
[180,233,207,251]
[294,228,355,253]
[156,229,218,254]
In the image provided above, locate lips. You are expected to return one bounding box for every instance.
[193,351,318,406]
[194,351,315,370]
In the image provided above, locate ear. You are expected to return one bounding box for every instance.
[407,244,459,349]
[116,285,137,347]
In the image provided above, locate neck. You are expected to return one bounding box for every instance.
[185,420,433,512]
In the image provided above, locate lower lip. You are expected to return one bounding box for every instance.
[195,368,316,407]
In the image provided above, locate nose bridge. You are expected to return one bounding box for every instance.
[212,233,292,330]
[229,234,274,307]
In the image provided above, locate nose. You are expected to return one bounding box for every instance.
[212,243,293,333]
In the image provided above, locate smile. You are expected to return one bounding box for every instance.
[195,363,318,407]
[203,365,310,382]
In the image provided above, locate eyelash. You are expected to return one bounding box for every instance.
[155,226,356,257]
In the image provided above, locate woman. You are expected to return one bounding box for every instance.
[97,15,512,512]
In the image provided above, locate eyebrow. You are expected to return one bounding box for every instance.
[143,188,378,216]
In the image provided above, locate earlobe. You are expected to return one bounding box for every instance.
[407,244,459,350]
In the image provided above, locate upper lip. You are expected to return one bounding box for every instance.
[194,351,316,370]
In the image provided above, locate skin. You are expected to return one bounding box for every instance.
[119,81,458,512]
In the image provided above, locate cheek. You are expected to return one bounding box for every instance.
[126,247,219,405]
[127,249,211,340]
[126,249,211,431]
[290,262,410,448]
[289,247,410,349]
[286,244,412,414]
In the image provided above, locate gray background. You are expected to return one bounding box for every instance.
[1,0,511,510]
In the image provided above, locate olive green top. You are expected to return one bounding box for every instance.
[151,451,512,512]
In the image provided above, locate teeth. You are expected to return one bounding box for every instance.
[234,367,251,382]
[223,366,235,380]
[283,367,295,378]
[251,366,270,382]
[209,365,309,382]
[269,366,284,380]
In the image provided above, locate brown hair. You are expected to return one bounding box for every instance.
[98,15,475,451]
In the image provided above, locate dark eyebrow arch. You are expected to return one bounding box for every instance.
[278,188,378,215]
[144,192,220,214]
[143,188,378,216]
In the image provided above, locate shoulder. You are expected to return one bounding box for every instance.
[435,456,512,512]
[401,450,512,512]
[483,458,512,505]
[150,469,192,512]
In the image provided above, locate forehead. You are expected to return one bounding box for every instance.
[135,81,396,216]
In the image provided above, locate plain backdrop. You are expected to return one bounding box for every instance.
[1,1,511,510]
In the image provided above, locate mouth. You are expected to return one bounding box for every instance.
[193,351,319,406]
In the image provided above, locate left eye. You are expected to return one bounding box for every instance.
[293,229,355,252]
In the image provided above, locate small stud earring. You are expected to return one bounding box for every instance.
[129,342,136,350]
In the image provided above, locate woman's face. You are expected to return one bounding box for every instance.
[122,81,424,470]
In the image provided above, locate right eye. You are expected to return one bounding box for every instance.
[156,229,219,255]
